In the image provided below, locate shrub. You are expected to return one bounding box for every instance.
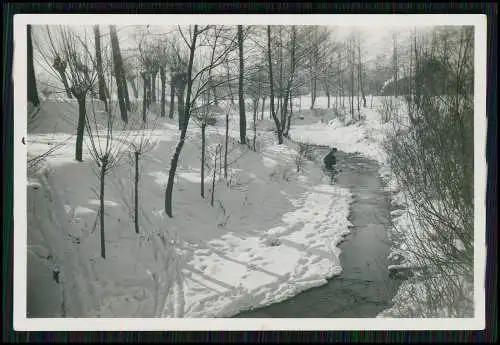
[386,26,474,317]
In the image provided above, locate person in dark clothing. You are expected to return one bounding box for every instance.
[324,147,338,184]
[323,147,338,170]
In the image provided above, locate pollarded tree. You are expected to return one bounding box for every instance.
[58,26,98,162]
[164,37,190,124]
[86,91,132,258]
[27,25,40,107]
[128,113,161,234]
[40,26,73,99]
[122,55,140,99]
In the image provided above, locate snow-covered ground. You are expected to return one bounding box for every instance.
[27,94,469,319]
[27,97,355,318]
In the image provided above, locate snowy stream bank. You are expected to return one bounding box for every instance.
[234,148,402,317]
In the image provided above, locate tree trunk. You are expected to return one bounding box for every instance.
[94,25,108,107]
[253,98,257,151]
[285,92,293,136]
[324,80,330,109]
[261,96,266,120]
[357,69,360,115]
[122,75,131,112]
[219,147,222,181]
[359,66,366,108]
[168,78,175,119]
[224,111,229,180]
[164,25,198,217]
[57,68,73,99]
[279,27,284,127]
[151,70,158,103]
[393,32,399,98]
[237,25,247,145]
[310,77,317,109]
[212,82,219,106]
[281,26,296,135]
[141,73,148,122]
[110,26,128,123]
[225,64,234,105]
[128,78,138,99]
[267,26,283,145]
[27,25,40,106]
[99,161,107,258]
[350,43,355,119]
[134,151,140,234]
[211,146,218,207]
[160,66,166,117]
[75,95,86,162]
[201,124,206,198]
[177,87,185,130]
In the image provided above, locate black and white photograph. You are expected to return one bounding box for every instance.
[14,14,486,330]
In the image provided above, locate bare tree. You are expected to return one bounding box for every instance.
[164,24,200,216]
[224,106,230,179]
[348,36,356,120]
[27,25,40,107]
[122,55,139,99]
[387,26,474,316]
[281,26,297,137]
[305,26,330,110]
[128,114,160,234]
[43,27,73,99]
[210,144,222,207]
[164,25,238,217]
[393,31,399,98]
[168,74,176,119]
[160,63,167,117]
[267,26,283,145]
[93,25,108,109]
[110,25,130,123]
[61,28,98,161]
[237,25,247,145]
[357,35,367,108]
[85,96,131,258]
[191,26,221,198]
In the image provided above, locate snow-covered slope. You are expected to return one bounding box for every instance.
[26,97,354,317]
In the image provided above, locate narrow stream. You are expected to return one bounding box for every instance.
[234,148,401,318]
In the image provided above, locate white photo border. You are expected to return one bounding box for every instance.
[13,13,487,331]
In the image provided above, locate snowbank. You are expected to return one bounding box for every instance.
[27,98,354,318]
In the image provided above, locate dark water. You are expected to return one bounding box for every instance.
[234,148,401,318]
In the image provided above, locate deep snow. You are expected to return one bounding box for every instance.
[26,94,470,319]
[27,97,355,318]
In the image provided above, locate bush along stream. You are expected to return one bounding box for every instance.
[234,146,404,318]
